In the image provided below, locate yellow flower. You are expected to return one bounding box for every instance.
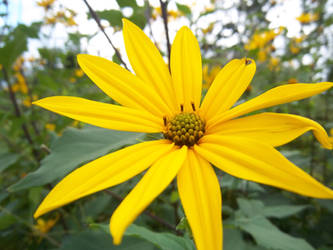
[258,49,267,62]
[269,57,280,71]
[37,0,56,10]
[34,215,59,234]
[23,98,32,107]
[13,57,24,71]
[55,11,64,18]
[45,123,56,131]
[245,28,283,51]
[168,10,183,19]
[288,78,298,84]
[33,19,333,250]
[290,44,300,54]
[151,7,183,20]
[202,23,215,34]
[202,65,220,88]
[75,69,84,77]
[0,64,2,70]
[45,16,57,25]
[11,83,20,92]
[69,77,76,83]
[14,73,28,94]
[297,13,319,23]
[23,95,38,107]
[65,16,77,26]
[294,35,306,44]
[27,56,36,62]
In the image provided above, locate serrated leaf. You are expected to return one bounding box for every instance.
[9,126,144,192]
[237,217,314,250]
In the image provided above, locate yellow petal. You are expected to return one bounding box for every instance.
[110,146,188,244]
[77,54,172,117]
[170,26,202,112]
[122,19,177,113]
[33,96,163,133]
[208,82,333,128]
[207,112,332,149]
[34,140,173,218]
[200,58,256,121]
[195,135,333,199]
[177,150,222,250]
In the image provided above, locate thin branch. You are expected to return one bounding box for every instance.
[2,68,40,162]
[159,0,171,68]
[104,190,182,235]
[82,0,128,70]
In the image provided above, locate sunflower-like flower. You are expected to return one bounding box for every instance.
[33,19,333,250]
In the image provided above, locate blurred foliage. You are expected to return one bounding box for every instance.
[1,0,333,249]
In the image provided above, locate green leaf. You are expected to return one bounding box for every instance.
[317,200,333,213]
[0,23,41,69]
[128,3,148,29]
[263,205,308,218]
[236,217,314,250]
[9,126,144,192]
[235,199,314,249]
[237,198,265,217]
[0,30,27,69]
[91,223,195,250]
[112,53,121,65]
[128,11,146,29]
[59,231,155,250]
[0,213,16,231]
[0,153,19,173]
[116,0,138,8]
[224,228,247,250]
[0,201,19,230]
[83,194,112,219]
[126,224,195,250]
[93,10,123,28]
[237,198,307,218]
[176,3,191,16]
[16,22,42,38]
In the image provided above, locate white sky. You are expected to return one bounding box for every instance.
[3,0,307,64]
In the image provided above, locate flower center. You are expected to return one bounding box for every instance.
[163,112,205,147]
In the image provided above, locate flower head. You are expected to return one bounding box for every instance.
[34,215,59,234]
[297,13,319,23]
[33,19,333,250]
[37,0,56,10]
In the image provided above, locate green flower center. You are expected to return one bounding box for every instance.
[163,112,205,147]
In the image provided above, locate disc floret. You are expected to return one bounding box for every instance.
[164,113,205,147]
